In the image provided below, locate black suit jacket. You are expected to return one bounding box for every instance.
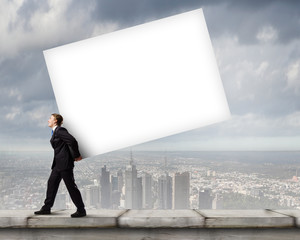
[50,126,81,171]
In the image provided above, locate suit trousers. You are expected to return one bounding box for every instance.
[43,167,85,211]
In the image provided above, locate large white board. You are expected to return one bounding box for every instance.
[44,9,230,157]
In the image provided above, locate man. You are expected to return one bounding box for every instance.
[34,113,86,217]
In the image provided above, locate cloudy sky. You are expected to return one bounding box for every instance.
[1,0,300,152]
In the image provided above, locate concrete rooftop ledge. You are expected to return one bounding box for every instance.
[0,209,300,229]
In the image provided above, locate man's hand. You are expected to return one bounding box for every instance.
[75,156,83,162]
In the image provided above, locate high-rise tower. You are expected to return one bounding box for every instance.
[100,165,111,208]
[125,157,139,209]
[198,188,213,209]
[158,173,172,209]
[142,172,152,209]
[173,172,190,209]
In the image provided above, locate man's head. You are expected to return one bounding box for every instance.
[48,113,63,128]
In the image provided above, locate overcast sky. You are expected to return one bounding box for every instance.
[1,0,300,152]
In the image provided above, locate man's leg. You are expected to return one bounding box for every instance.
[61,169,85,212]
[43,168,62,210]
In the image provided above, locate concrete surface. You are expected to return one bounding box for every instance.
[1,209,300,240]
[269,209,300,227]
[196,209,294,228]
[118,209,204,228]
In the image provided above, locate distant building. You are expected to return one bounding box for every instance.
[125,162,139,209]
[117,169,124,192]
[110,170,123,209]
[158,173,172,209]
[111,176,118,192]
[292,176,298,182]
[173,172,190,209]
[250,188,263,198]
[85,185,100,209]
[142,173,152,209]
[136,176,143,209]
[100,165,111,208]
[198,188,213,209]
[212,193,223,209]
[111,190,121,209]
[53,193,66,209]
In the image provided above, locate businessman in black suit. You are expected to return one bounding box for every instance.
[35,113,86,217]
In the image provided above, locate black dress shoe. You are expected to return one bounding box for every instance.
[34,209,51,215]
[71,210,86,218]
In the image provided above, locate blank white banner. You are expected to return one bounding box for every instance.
[44,8,230,158]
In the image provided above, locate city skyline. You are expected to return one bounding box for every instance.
[1,150,300,211]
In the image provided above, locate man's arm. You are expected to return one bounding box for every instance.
[56,127,81,159]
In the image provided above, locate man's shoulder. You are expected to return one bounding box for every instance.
[56,126,68,132]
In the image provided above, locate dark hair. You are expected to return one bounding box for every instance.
[52,113,63,126]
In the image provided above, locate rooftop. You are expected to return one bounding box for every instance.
[1,209,300,239]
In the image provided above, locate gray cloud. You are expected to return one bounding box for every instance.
[0,52,53,101]
[91,0,300,44]
[1,0,300,151]
[209,32,300,117]
[0,0,115,148]
[205,0,300,44]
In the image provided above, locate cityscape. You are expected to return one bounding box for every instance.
[1,151,300,210]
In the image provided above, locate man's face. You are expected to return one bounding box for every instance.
[48,115,57,128]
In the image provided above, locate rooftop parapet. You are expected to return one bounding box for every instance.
[1,209,300,240]
[1,209,300,228]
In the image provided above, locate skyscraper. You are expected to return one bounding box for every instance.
[212,193,223,210]
[85,185,100,209]
[111,175,118,192]
[111,190,121,209]
[100,165,111,208]
[198,188,213,209]
[158,173,172,209]
[173,172,190,209]
[125,162,138,209]
[53,193,66,209]
[117,169,124,192]
[142,173,152,209]
[136,176,143,209]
